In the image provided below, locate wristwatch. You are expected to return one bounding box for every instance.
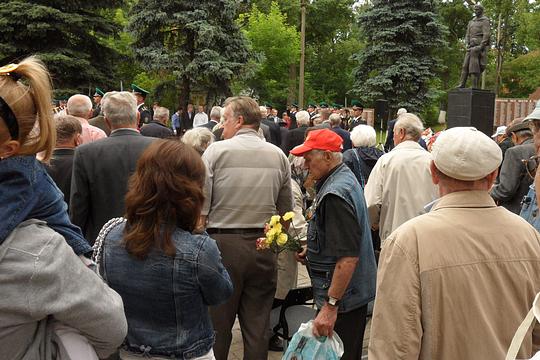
[325,295,341,307]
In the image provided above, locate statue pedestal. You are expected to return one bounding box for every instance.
[447,88,495,137]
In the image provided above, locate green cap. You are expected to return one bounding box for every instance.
[351,100,363,108]
[291,103,299,108]
[93,87,104,97]
[307,103,316,108]
[264,102,273,108]
[131,83,149,97]
[319,101,328,108]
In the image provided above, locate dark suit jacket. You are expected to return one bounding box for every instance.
[89,115,111,136]
[140,121,174,139]
[200,120,219,131]
[384,119,396,152]
[261,119,281,146]
[70,129,155,244]
[331,126,352,151]
[45,148,75,205]
[284,125,308,155]
[181,111,195,134]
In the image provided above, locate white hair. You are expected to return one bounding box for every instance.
[210,106,222,120]
[67,94,92,118]
[295,110,310,126]
[153,106,169,121]
[350,125,377,147]
[259,105,267,117]
[311,149,343,162]
[394,113,424,141]
[397,108,407,116]
[181,127,215,154]
[102,91,138,126]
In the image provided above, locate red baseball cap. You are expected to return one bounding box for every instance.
[290,129,343,156]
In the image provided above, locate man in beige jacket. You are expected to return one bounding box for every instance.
[369,127,540,359]
[364,113,437,242]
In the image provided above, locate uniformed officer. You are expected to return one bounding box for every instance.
[131,83,152,127]
[92,87,104,118]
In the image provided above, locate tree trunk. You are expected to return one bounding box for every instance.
[288,63,297,105]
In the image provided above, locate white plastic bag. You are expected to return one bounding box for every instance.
[282,320,344,360]
[506,292,540,360]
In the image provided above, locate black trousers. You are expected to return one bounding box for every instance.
[334,305,368,360]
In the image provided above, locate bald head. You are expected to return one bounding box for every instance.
[67,94,93,119]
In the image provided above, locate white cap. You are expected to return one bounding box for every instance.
[432,127,502,181]
[491,125,507,138]
[397,108,407,116]
[524,101,540,122]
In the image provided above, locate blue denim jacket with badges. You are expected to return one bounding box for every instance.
[102,221,233,358]
[307,163,377,313]
[520,184,540,232]
[0,155,91,255]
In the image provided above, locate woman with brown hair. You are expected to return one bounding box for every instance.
[95,139,232,360]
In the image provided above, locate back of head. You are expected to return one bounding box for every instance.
[351,124,377,147]
[397,108,407,117]
[296,110,310,126]
[0,56,55,160]
[153,106,169,122]
[329,113,341,127]
[259,105,268,118]
[210,106,222,120]
[54,114,82,145]
[67,94,92,119]
[394,113,424,142]
[124,139,206,259]
[102,91,137,128]
[320,109,331,121]
[181,127,215,154]
[225,96,261,127]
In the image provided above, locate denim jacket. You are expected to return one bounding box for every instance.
[307,163,377,313]
[0,155,91,255]
[102,220,233,358]
[520,184,540,232]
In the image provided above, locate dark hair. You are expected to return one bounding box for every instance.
[123,139,206,259]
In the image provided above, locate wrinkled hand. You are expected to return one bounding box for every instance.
[295,246,307,265]
[312,305,338,338]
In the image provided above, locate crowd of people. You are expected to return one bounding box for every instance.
[1,56,540,360]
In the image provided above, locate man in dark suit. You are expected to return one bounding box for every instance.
[284,110,310,155]
[260,106,281,146]
[349,101,366,130]
[45,115,83,206]
[131,83,152,127]
[70,91,155,244]
[180,103,195,135]
[384,108,407,152]
[200,106,222,131]
[140,106,173,138]
[91,87,104,118]
[329,113,352,151]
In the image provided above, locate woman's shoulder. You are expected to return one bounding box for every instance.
[171,230,217,255]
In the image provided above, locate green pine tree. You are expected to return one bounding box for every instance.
[128,0,251,108]
[0,0,124,96]
[352,0,447,115]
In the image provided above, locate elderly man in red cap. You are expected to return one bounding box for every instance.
[291,129,377,360]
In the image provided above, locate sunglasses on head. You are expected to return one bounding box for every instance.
[0,96,18,140]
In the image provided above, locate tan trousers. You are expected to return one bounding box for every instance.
[209,232,277,360]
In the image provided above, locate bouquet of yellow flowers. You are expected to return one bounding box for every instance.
[256,211,303,253]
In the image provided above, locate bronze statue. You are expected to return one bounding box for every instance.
[458,4,491,89]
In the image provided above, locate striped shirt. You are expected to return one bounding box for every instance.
[202,128,293,228]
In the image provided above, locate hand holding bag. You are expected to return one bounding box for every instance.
[282,320,344,360]
[506,293,540,360]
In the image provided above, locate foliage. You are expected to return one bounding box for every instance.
[129,0,251,108]
[500,50,540,98]
[0,0,124,96]
[352,0,448,118]
[239,2,300,105]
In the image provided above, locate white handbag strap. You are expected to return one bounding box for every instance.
[506,293,540,360]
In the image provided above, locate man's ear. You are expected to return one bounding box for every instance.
[74,133,82,146]
[430,161,440,185]
[104,116,112,130]
[236,115,245,128]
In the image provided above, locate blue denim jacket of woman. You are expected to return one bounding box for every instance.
[102,220,233,358]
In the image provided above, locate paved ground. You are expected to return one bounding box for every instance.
[227,265,371,359]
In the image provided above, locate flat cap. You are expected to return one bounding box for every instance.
[432,127,502,181]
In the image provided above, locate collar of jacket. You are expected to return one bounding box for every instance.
[110,128,141,137]
[393,140,426,151]
[432,191,496,211]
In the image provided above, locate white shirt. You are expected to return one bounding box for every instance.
[364,140,438,242]
[193,112,209,127]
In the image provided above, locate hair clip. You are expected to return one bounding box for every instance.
[0,63,22,81]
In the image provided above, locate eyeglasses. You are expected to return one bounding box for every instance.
[522,155,540,180]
